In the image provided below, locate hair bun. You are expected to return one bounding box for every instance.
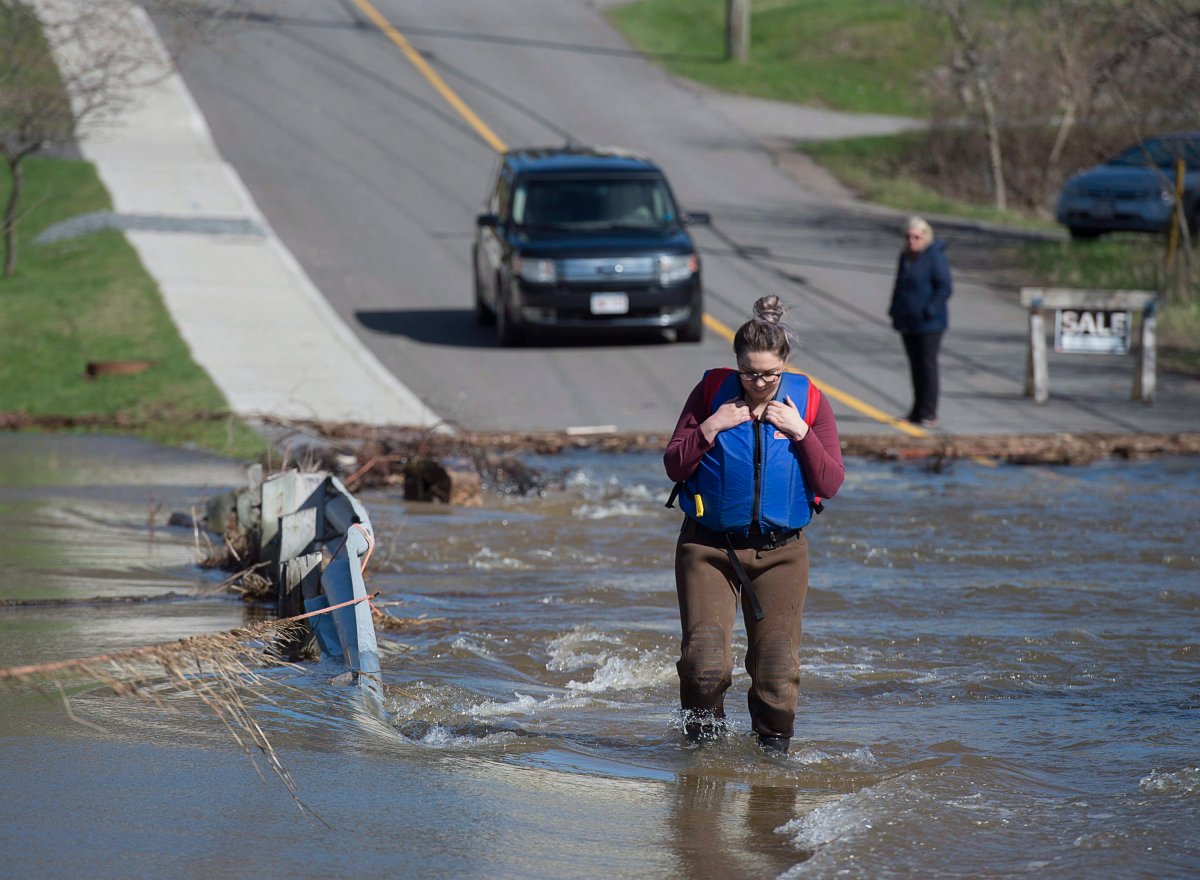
[752,295,785,325]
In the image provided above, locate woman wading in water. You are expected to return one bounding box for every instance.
[664,296,844,754]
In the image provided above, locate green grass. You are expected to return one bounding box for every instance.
[1157,300,1200,375]
[1021,237,1173,293]
[798,133,1060,231]
[607,0,946,116]
[0,156,267,459]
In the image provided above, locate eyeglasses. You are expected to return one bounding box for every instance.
[737,369,783,383]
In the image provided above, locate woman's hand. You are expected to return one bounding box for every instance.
[701,400,752,442]
[763,395,809,441]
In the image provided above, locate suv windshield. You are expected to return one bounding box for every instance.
[511,174,678,230]
[1108,137,1200,170]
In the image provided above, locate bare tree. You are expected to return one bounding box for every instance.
[1,2,73,277]
[924,0,1200,216]
[1,0,238,277]
[938,0,1018,212]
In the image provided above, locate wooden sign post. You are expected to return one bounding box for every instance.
[1019,288,1160,405]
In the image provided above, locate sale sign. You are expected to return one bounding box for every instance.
[1055,309,1132,354]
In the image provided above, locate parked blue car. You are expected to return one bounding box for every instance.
[1056,132,1200,240]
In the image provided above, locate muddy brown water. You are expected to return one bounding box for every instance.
[0,433,1197,879]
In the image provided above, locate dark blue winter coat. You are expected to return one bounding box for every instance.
[889,240,952,335]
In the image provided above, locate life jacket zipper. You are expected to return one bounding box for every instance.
[751,417,763,528]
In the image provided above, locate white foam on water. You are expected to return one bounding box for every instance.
[610,481,656,503]
[776,792,879,867]
[565,468,658,507]
[566,651,675,693]
[415,724,519,750]
[572,500,651,520]
[470,691,595,718]
[545,626,675,693]
[801,642,961,689]
[775,782,961,879]
[468,547,529,570]
[1139,766,1200,795]
[537,594,602,606]
[791,745,880,770]
[546,626,622,671]
[450,635,498,658]
[1072,827,1129,850]
[564,469,598,490]
[564,468,654,493]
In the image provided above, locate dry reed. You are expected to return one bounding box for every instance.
[0,617,331,826]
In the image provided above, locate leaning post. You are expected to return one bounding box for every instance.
[1133,297,1158,404]
[1024,295,1048,403]
[1165,158,1185,274]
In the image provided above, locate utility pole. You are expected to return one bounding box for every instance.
[726,0,749,62]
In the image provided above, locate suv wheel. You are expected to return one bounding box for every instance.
[496,289,526,347]
[1068,227,1102,241]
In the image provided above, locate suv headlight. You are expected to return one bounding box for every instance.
[513,255,557,284]
[658,253,699,286]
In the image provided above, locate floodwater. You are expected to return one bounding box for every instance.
[0,433,1197,879]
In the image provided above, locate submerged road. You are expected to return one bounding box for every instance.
[167,0,1200,437]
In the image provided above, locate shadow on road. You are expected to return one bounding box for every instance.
[356,309,681,350]
[357,309,493,346]
[704,204,1057,288]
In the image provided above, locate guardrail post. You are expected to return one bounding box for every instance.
[1025,297,1048,403]
[1133,298,1157,403]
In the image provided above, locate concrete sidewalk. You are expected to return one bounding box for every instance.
[42,1,440,429]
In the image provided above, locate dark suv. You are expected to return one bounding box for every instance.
[473,145,709,345]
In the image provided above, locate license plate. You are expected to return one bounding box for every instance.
[1090,202,1115,219]
[590,292,629,315]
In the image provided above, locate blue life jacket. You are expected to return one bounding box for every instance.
[676,368,820,536]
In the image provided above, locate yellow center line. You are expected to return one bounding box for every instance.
[357,2,927,441]
[702,314,928,438]
[352,0,509,154]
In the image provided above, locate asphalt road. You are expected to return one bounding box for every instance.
[168,0,1200,437]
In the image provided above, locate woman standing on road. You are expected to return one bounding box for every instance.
[663,296,844,755]
[889,216,953,428]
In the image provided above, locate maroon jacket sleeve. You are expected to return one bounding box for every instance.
[663,382,846,499]
[796,391,844,500]
[663,379,713,483]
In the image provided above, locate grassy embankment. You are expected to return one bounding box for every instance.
[609,0,1200,375]
[0,156,268,458]
[608,0,937,115]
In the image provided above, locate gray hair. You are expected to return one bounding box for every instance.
[906,215,934,241]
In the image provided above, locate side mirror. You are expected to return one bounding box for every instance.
[476,213,500,228]
[684,211,711,226]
